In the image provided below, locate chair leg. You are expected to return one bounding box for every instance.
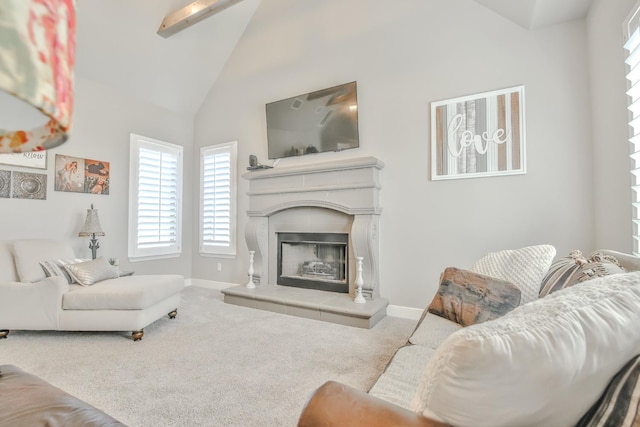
[168,309,178,319]
[0,330,9,339]
[132,329,144,341]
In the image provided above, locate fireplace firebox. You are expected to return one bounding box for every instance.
[277,232,348,293]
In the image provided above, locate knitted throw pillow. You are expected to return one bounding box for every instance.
[470,244,556,304]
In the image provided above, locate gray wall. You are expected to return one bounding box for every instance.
[0,76,194,277]
[192,0,597,308]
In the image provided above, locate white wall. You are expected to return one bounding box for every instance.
[193,0,595,308]
[0,76,194,277]
[587,0,637,253]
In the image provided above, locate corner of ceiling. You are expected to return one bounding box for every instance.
[473,0,593,30]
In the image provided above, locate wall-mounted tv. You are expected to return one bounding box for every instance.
[266,81,359,160]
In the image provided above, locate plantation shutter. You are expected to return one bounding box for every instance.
[625,6,640,255]
[200,142,237,256]
[129,135,183,259]
[138,147,179,248]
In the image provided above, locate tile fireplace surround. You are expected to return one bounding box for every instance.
[222,156,388,328]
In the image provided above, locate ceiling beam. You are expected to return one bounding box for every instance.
[157,0,246,38]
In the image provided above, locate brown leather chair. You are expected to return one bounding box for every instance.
[298,381,449,427]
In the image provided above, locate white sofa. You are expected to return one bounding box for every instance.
[0,239,184,341]
[299,247,640,427]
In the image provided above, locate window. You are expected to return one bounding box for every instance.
[200,141,237,257]
[128,134,183,260]
[625,3,640,255]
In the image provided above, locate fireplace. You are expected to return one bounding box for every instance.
[277,232,348,293]
[243,156,384,300]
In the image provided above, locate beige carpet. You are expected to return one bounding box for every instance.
[1,286,416,426]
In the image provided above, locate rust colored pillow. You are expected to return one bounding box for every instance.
[428,267,522,327]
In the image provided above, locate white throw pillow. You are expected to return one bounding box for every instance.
[414,271,640,427]
[470,244,556,304]
[63,257,119,286]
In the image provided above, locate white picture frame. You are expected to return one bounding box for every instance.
[0,151,47,169]
[430,85,526,181]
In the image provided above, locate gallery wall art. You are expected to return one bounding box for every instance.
[12,171,47,199]
[0,169,47,200]
[431,85,526,181]
[0,170,10,198]
[0,151,47,169]
[55,154,110,195]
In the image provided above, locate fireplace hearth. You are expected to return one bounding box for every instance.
[277,232,348,293]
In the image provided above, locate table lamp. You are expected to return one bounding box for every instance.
[79,204,105,259]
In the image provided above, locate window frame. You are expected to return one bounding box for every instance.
[625,2,640,256]
[199,140,238,258]
[128,133,183,262]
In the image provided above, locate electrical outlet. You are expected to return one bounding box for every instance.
[217,262,222,272]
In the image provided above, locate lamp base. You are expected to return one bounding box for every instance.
[89,235,100,260]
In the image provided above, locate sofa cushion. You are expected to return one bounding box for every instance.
[539,250,626,297]
[0,241,17,282]
[369,345,437,410]
[470,244,556,304]
[408,312,462,348]
[13,239,75,283]
[428,267,521,327]
[63,257,119,286]
[577,354,640,427]
[62,275,184,310]
[415,271,640,427]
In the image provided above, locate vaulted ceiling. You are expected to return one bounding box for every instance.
[73,0,593,119]
[474,0,593,29]
[74,0,261,118]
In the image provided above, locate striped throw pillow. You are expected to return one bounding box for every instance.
[577,355,640,427]
[539,250,626,297]
[40,258,86,284]
[63,257,118,286]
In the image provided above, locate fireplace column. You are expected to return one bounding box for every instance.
[351,214,380,299]
[244,216,268,286]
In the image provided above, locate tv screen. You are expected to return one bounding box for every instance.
[266,81,359,160]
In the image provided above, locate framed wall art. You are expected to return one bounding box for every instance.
[55,154,110,195]
[55,154,84,192]
[12,171,47,200]
[0,151,47,169]
[431,85,525,181]
[0,170,10,198]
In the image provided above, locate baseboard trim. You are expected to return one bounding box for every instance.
[187,278,236,291]
[186,279,424,320]
[386,305,423,320]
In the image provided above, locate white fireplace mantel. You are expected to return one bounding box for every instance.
[242,156,384,299]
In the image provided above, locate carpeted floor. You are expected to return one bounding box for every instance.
[1,286,416,426]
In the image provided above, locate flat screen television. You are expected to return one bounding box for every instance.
[266,81,359,160]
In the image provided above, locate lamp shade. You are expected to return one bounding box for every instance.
[0,0,76,153]
[79,205,105,237]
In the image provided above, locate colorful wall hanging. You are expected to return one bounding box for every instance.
[55,154,109,195]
